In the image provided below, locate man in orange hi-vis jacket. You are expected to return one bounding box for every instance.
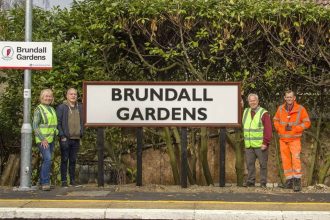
[273,90,311,192]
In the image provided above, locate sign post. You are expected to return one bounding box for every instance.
[19,0,33,190]
[219,128,226,187]
[181,127,188,188]
[97,128,105,187]
[136,127,143,186]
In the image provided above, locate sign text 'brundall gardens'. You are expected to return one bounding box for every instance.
[0,41,52,69]
[83,82,241,127]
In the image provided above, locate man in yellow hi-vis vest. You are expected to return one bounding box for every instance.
[243,93,272,188]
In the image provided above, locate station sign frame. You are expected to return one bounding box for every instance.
[83,81,242,127]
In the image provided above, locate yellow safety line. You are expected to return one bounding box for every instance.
[0,199,329,205]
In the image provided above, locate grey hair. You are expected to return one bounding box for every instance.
[66,88,77,95]
[247,93,259,101]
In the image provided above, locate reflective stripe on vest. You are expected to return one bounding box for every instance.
[35,104,58,143]
[243,107,266,148]
[279,134,302,138]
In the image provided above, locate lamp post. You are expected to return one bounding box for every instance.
[19,0,33,190]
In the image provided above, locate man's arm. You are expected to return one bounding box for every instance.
[301,107,311,129]
[78,103,84,137]
[262,112,272,149]
[294,106,311,132]
[56,104,65,138]
[273,107,281,133]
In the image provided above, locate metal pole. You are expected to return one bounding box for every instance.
[97,128,104,187]
[19,0,33,190]
[219,128,226,187]
[181,127,187,188]
[136,127,143,186]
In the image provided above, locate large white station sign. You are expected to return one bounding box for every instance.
[0,41,52,69]
[83,82,241,127]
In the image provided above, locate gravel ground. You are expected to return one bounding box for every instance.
[108,183,329,194]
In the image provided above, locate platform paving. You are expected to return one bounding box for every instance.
[0,185,329,219]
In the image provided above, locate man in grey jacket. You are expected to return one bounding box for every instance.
[57,88,83,187]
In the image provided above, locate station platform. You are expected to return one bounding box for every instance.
[0,184,329,219]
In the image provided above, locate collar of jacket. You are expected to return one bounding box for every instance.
[283,101,300,113]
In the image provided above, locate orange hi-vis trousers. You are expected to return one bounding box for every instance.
[279,139,302,180]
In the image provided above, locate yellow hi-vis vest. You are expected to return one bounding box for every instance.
[35,104,58,143]
[243,107,267,148]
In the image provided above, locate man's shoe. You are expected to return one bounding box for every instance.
[41,184,51,191]
[284,179,293,189]
[243,182,255,187]
[70,181,82,188]
[293,178,302,192]
[260,183,267,189]
[61,182,68,188]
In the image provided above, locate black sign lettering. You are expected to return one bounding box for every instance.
[117,107,129,120]
[198,108,207,120]
[112,88,122,101]
[145,108,156,120]
[158,108,170,120]
[183,108,196,120]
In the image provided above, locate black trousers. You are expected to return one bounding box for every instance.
[60,139,80,184]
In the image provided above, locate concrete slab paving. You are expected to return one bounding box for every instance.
[0,185,329,219]
[0,207,330,220]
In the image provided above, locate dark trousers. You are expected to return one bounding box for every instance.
[245,148,269,185]
[60,139,80,184]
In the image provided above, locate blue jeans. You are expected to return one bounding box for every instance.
[60,139,80,184]
[38,142,54,185]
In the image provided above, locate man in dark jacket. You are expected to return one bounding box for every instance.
[57,88,83,187]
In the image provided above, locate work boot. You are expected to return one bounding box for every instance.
[293,178,302,192]
[260,183,267,189]
[284,179,293,189]
[70,180,82,188]
[243,182,255,187]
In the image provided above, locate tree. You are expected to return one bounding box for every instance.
[0,0,329,185]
